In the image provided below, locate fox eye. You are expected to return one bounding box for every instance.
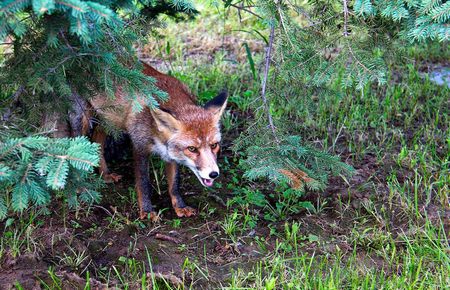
[187,146,197,152]
[210,143,219,149]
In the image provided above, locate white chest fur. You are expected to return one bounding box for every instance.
[151,139,172,161]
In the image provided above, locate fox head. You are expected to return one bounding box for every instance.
[151,91,228,187]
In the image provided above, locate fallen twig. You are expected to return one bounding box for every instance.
[147,272,182,288]
[155,233,181,244]
[208,192,227,207]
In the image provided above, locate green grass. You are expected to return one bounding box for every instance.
[228,224,449,289]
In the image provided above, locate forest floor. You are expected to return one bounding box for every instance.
[1,4,449,290]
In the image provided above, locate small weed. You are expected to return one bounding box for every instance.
[1,215,40,258]
[57,248,90,272]
[171,219,181,228]
[198,203,217,220]
[220,211,240,242]
[42,267,62,290]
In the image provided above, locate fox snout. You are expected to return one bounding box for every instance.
[191,149,220,187]
[197,172,219,187]
[209,171,219,178]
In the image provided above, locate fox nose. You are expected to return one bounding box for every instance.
[209,171,219,179]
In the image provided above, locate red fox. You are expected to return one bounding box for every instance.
[89,64,227,220]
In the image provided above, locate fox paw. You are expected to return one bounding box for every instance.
[140,211,160,222]
[174,206,197,218]
[103,173,122,183]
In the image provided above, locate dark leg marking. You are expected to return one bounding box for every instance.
[92,127,122,183]
[134,149,156,219]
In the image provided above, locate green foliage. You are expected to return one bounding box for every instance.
[235,129,353,216]
[0,135,100,219]
[354,0,375,16]
[230,0,447,192]
[242,135,354,190]
[377,0,450,41]
[1,3,156,122]
[0,0,196,218]
[0,0,198,125]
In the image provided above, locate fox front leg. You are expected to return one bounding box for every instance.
[133,149,158,221]
[92,127,122,183]
[165,162,197,217]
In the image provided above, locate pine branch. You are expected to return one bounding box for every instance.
[0,136,101,218]
[0,140,24,159]
[430,2,450,22]
[55,0,86,13]
[0,0,29,14]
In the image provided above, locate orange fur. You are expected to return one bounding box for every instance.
[89,63,227,219]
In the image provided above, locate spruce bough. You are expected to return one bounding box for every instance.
[0,136,100,219]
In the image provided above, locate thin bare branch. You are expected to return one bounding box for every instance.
[228,3,262,19]
[261,20,279,144]
[343,0,350,36]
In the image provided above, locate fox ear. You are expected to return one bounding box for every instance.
[204,90,228,122]
[150,108,181,133]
